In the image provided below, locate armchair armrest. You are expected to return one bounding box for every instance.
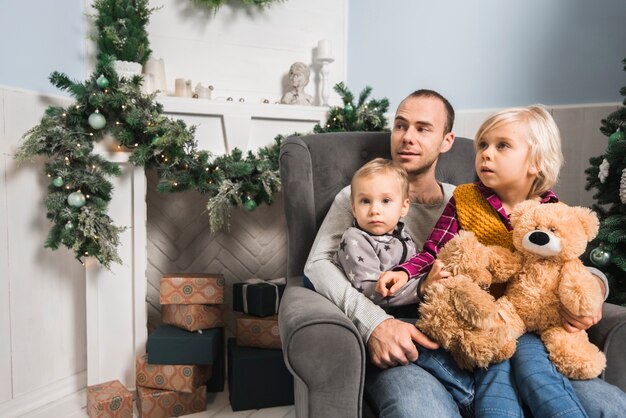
[588,302,626,392]
[279,283,366,418]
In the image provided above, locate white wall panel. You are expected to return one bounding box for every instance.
[0,88,86,414]
[147,0,347,106]
[0,89,13,405]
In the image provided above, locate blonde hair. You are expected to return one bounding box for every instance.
[474,105,563,198]
[351,158,409,200]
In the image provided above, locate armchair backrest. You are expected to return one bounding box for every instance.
[279,131,476,282]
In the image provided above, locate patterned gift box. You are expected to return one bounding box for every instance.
[86,379,133,418]
[137,385,207,418]
[235,314,281,349]
[227,338,293,411]
[160,274,225,305]
[136,354,210,393]
[232,278,286,317]
[162,304,225,331]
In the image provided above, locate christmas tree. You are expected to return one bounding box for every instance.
[584,57,626,306]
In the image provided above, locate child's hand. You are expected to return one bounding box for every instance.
[418,260,452,298]
[376,271,409,297]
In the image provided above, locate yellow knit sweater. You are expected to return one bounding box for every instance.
[454,183,514,251]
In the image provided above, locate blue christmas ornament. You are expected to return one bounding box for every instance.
[67,191,86,208]
[88,111,106,130]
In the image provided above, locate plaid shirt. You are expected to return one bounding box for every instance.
[396,182,559,280]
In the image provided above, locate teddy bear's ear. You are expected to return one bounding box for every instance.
[572,206,600,241]
[509,200,540,225]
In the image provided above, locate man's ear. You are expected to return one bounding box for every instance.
[439,132,455,154]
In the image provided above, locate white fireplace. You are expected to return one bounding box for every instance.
[86,98,328,389]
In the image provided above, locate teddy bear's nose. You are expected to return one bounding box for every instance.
[529,231,550,246]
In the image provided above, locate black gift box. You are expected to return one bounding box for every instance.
[227,338,294,411]
[147,325,224,368]
[232,281,286,317]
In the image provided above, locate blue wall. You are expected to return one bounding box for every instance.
[0,0,84,95]
[347,0,626,111]
[1,0,625,110]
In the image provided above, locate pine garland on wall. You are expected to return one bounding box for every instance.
[15,0,389,270]
[191,0,285,11]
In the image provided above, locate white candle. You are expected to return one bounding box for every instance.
[318,39,333,60]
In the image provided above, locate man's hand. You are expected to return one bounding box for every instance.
[367,318,439,369]
[559,275,605,332]
[376,271,409,297]
[418,260,452,298]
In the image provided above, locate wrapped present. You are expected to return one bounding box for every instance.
[160,274,225,305]
[162,304,225,331]
[236,315,281,349]
[137,385,207,418]
[227,338,294,411]
[148,324,223,366]
[86,379,133,418]
[232,278,286,317]
[136,354,210,393]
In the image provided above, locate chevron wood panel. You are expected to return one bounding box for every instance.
[145,170,288,334]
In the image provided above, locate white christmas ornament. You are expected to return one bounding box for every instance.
[599,159,610,183]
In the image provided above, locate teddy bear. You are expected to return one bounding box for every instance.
[417,200,607,379]
[416,230,517,370]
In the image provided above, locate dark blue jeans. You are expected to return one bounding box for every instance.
[416,332,587,418]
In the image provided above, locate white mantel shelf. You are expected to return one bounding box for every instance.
[87,97,328,390]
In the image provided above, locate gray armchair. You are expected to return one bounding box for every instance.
[277,131,626,418]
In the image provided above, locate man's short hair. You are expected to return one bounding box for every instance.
[404,89,455,134]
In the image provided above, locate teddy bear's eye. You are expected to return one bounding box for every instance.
[549,226,557,232]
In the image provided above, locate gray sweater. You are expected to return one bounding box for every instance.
[337,223,419,307]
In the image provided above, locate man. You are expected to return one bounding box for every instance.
[304,89,625,417]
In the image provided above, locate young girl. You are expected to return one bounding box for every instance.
[377,105,600,417]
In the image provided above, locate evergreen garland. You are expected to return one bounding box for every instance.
[191,0,284,10]
[15,0,389,270]
[314,82,390,133]
[92,0,157,65]
[584,57,626,306]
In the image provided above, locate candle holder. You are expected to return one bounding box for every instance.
[317,57,335,107]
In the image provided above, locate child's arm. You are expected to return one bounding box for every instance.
[386,197,461,297]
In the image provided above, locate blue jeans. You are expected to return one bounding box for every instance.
[365,359,462,418]
[416,345,524,418]
[509,333,587,418]
[417,333,587,418]
[366,330,600,417]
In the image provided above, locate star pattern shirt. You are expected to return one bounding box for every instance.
[336,222,420,307]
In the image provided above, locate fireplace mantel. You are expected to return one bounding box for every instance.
[86,99,328,388]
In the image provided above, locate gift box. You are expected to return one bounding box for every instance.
[86,379,133,418]
[137,385,206,418]
[162,304,225,331]
[136,354,210,393]
[147,325,224,367]
[227,338,294,411]
[232,278,286,317]
[236,314,281,349]
[160,274,225,305]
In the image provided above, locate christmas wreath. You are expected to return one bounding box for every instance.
[15,0,389,269]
